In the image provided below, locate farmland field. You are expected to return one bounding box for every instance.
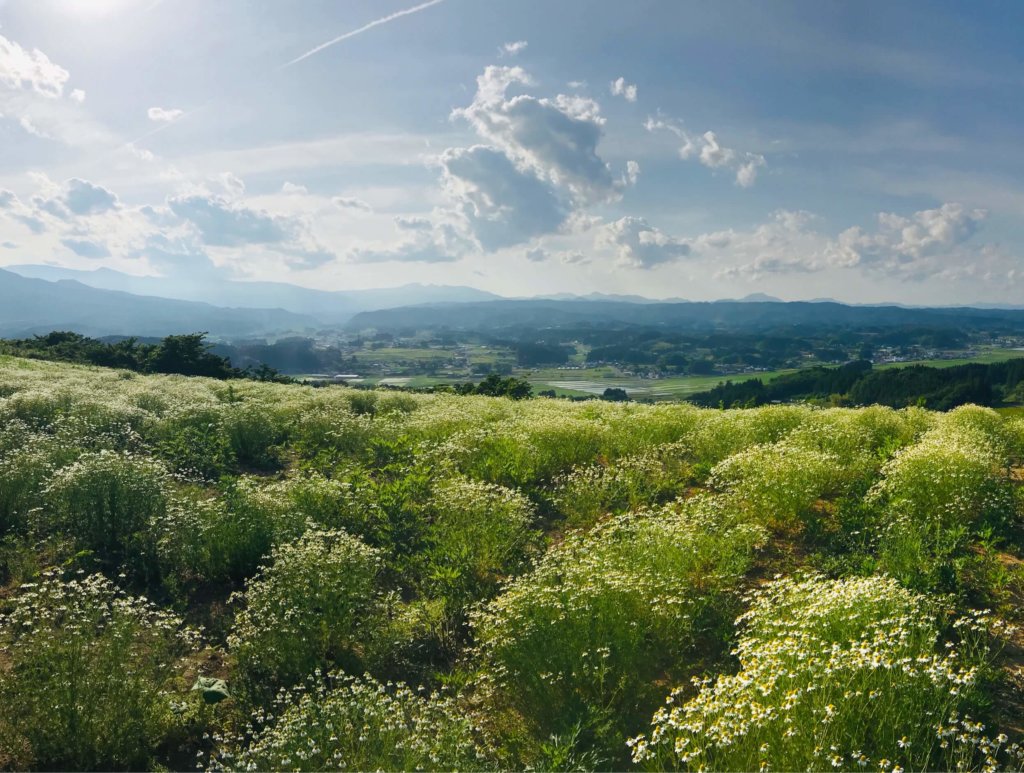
[1,355,1024,771]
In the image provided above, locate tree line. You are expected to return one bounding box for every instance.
[0,331,291,382]
[689,358,1024,410]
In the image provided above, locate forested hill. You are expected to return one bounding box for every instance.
[346,298,1024,333]
[689,358,1024,410]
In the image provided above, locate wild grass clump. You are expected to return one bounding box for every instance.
[228,529,383,705]
[211,672,483,771]
[0,570,200,771]
[630,574,1020,772]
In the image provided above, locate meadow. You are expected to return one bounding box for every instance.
[1,353,1023,771]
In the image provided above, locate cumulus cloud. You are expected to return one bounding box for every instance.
[348,221,468,264]
[440,144,568,251]
[167,190,334,267]
[0,34,69,97]
[31,177,120,219]
[281,181,308,195]
[624,159,640,186]
[452,65,616,204]
[147,106,184,123]
[501,40,528,56]
[826,203,986,276]
[69,88,86,104]
[599,216,691,268]
[609,76,637,102]
[692,205,991,281]
[395,215,432,230]
[645,117,766,187]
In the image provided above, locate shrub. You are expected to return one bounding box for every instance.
[631,574,1020,772]
[0,571,199,770]
[551,445,689,529]
[421,477,537,609]
[223,400,287,470]
[228,529,383,705]
[868,427,1017,590]
[152,408,236,480]
[39,450,169,582]
[708,440,847,529]
[471,496,766,765]
[211,672,482,771]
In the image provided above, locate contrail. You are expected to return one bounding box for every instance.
[282,0,445,68]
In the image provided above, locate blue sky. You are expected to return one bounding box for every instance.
[1,0,1023,304]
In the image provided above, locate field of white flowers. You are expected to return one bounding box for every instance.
[1,354,1023,771]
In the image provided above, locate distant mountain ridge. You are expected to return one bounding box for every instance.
[345,298,1024,333]
[6,265,503,324]
[0,269,317,338]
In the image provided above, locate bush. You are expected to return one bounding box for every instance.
[228,529,383,705]
[39,450,170,583]
[211,672,483,771]
[471,496,766,765]
[551,445,689,529]
[869,427,1017,590]
[421,476,537,609]
[631,574,1020,772]
[708,440,848,529]
[0,571,199,770]
[151,408,236,480]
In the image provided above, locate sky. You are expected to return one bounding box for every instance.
[1,0,1023,304]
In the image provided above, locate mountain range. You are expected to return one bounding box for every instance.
[5,263,1024,340]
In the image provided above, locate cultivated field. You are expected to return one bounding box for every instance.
[1,354,1023,770]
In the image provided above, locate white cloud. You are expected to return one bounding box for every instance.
[624,159,640,186]
[332,196,373,212]
[281,181,309,195]
[610,76,637,102]
[147,106,184,123]
[599,216,691,268]
[348,220,468,264]
[0,34,69,97]
[440,144,568,251]
[693,205,992,282]
[61,238,110,259]
[452,65,616,204]
[645,117,766,187]
[501,40,528,56]
[69,88,86,104]
[167,190,334,267]
[826,202,986,276]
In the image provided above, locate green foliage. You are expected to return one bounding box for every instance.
[631,574,1021,772]
[421,476,537,608]
[38,450,169,583]
[2,357,1024,771]
[212,672,483,771]
[552,445,689,529]
[0,571,199,770]
[869,424,1017,591]
[151,408,237,480]
[228,529,383,705]
[471,496,766,765]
